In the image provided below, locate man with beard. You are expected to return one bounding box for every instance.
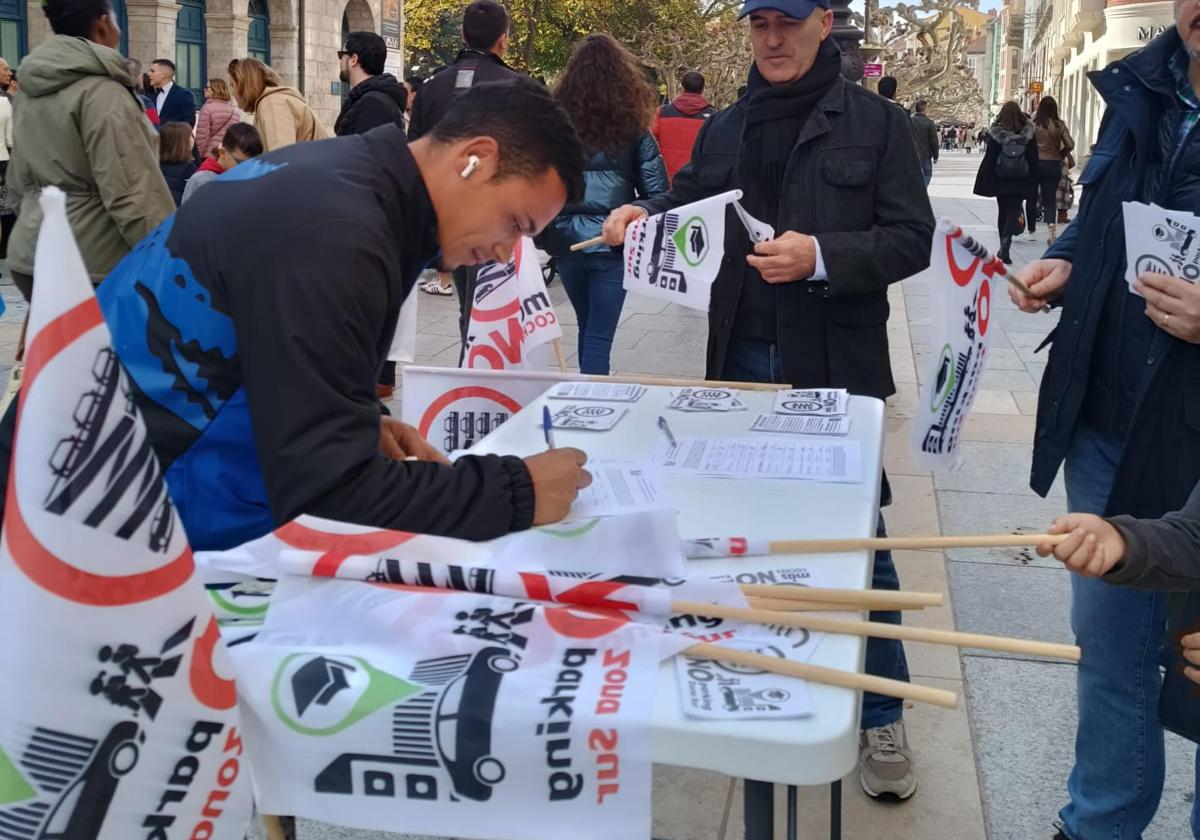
[602,0,934,810]
[334,31,407,138]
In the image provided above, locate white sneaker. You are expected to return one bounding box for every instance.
[859,720,917,800]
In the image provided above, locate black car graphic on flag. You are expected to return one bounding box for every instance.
[315,647,517,802]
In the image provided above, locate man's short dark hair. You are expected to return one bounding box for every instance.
[463,0,508,51]
[222,122,263,157]
[914,99,928,114]
[877,75,897,100]
[342,31,387,76]
[681,71,705,94]
[432,77,584,204]
[152,58,177,75]
[43,0,112,38]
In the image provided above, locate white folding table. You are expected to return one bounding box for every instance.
[471,385,885,840]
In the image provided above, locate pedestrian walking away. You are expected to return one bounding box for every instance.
[543,33,668,375]
[602,0,934,807]
[652,69,715,183]
[910,99,939,187]
[973,101,1037,264]
[1032,95,1075,245]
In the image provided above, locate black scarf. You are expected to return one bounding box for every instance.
[733,36,843,341]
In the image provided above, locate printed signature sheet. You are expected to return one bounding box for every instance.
[654,436,863,483]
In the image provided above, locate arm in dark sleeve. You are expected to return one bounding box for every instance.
[1104,481,1200,590]
[814,103,935,297]
[233,222,536,540]
[635,114,719,216]
[634,132,669,199]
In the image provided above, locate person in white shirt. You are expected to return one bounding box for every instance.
[148,58,195,126]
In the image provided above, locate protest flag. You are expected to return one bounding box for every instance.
[909,219,1001,470]
[464,237,563,371]
[0,188,252,840]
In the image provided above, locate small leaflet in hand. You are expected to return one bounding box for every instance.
[674,633,821,720]
[773,388,849,417]
[750,414,852,436]
[547,381,648,402]
[668,387,747,412]
[1123,201,1200,296]
[551,403,627,431]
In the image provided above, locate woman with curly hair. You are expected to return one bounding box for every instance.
[541,33,668,375]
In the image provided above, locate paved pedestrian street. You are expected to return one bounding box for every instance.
[4,151,1193,840]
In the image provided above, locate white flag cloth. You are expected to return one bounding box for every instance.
[622,190,743,312]
[386,285,419,363]
[0,188,252,839]
[230,575,662,840]
[464,237,562,370]
[909,219,1000,470]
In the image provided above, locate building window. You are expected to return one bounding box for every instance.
[0,0,25,66]
[248,0,270,64]
[175,0,207,106]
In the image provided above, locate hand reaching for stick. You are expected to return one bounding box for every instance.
[1036,513,1126,577]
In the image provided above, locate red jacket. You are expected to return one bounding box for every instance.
[651,92,715,183]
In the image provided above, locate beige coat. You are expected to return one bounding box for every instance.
[253,86,330,152]
[7,35,173,282]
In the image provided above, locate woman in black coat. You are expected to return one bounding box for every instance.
[973,100,1038,264]
[158,122,198,208]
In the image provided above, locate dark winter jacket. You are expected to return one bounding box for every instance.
[87,125,535,551]
[408,49,518,141]
[1027,28,1200,743]
[972,122,1038,197]
[635,72,934,400]
[652,92,716,182]
[334,73,407,137]
[1106,479,1200,591]
[160,159,197,207]
[910,113,939,162]
[540,132,668,257]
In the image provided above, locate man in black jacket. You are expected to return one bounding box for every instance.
[148,58,195,127]
[334,31,407,137]
[1010,11,1200,838]
[66,79,590,554]
[408,0,518,345]
[604,0,934,809]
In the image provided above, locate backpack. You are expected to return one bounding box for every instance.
[995,135,1029,179]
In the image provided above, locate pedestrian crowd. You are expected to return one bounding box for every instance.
[2,0,1199,837]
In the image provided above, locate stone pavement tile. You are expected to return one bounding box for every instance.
[936,490,1065,568]
[619,294,671,316]
[991,306,1059,334]
[294,821,435,840]
[1025,361,1047,384]
[1007,330,1053,363]
[893,551,953,632]
[947,562,1073,656]
[418,316,468,339]
[890,349,918,385]
[609,347,706,379]
[961,656,1197,840]
[960,412,1037,444]
[784,676,986,840]
[619,312,708,336]
[414,333,460,360]
[884,474,940,539]
[651,766,738,840]
[932,441,1064,498]
[1013,391,1039,416]
[885,382,920,420]
[634,329,710,355]
[978,367,1038,392]
[883,415,931,478]
[970,389,1020,415]
[662,302,711,321]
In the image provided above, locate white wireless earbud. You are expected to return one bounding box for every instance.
[460,155,480,179]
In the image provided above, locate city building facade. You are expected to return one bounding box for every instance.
[6,0,404,130]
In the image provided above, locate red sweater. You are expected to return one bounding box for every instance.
[651,92,715,183]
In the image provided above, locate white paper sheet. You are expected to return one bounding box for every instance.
[773,388,849,417]
[668,387,747,412]
[546,381,648,402]
[673,632,821,720]
[567,463,667,519]
[1123,201,1200,296]
[749,414,853,436]
[550,403,628,431]
[654,437,862,483]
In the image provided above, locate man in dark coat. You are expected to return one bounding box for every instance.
[604,0,934,809]
[408,0,519,347]
[148,58,195,127]
[334,31,407,138]
[1010,12,1200,838]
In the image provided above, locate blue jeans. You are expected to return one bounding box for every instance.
[920,159,933,187]
[556,253,626,375]
[1059,422,1199,839]
[724,338,909,728]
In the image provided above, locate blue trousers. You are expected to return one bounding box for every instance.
[556,253,626,376]
[724,338,909,728]
[1059,421,1200,839]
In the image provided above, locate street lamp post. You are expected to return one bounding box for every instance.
[830,0,866,81]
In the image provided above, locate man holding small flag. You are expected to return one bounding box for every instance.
[602,0,935,804]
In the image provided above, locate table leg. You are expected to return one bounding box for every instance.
[786,785,798,840]
[830,780,843,840]
[743,779,774,840]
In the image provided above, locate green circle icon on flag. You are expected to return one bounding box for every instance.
[673,216,710,267]
[271,653,423,736]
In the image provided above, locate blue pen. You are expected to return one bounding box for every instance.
[542,405,556,449]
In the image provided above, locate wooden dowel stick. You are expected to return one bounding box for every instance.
[261,815,287,840]
[597,373,792,391]
[552,339,567,373]
[570,235,606,252]
[746,596,924,612]
[741,585,942,608]
[684,643,958,709]
[766,533,1069,554]
[673,600,1081,662]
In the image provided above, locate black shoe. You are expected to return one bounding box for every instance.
[997,236,1013,264]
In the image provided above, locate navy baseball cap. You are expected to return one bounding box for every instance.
[739,0,830,20]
